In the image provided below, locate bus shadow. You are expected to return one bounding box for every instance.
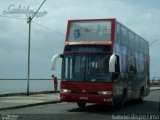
[68,100,159,115]
[68,103,115,114]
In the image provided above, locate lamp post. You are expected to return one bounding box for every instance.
[27,0,46,96]
[27,17,31,96]
[149,38,160,83]
[149,38,160,111]
[149,39,160,47]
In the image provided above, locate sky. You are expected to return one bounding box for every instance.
[0,0,160,79]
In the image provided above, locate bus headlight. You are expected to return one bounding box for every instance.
[98,91,112,95]
[60,89,71,93]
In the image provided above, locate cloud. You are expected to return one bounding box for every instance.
[0,0,160,78]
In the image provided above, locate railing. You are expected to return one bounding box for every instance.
[150,80,160,86]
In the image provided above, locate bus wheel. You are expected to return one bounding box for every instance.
[119,95,126,108]
[159,100,160,112]
[119,90,127,108]
[138,89,144,104]
[77,102,86,108]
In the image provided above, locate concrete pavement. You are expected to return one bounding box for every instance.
[0,87,160,111]
[0,93,60,110]
[150,86,160,90]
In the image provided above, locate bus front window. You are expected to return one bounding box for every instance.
[68,21,112,42]
[62,54,111,82]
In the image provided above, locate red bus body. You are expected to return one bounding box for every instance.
[58,18,150,106]
[61,82,113,105]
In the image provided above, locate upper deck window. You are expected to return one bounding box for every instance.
[68,21,112,42]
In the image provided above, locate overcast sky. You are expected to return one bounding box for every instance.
[0,0,160,79]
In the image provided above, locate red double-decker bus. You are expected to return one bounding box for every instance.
[51,18,150,108]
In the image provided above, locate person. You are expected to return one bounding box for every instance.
[52,75,58,92]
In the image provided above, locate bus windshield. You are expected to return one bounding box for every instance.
[62,54,112,82]
[68,21,112,42]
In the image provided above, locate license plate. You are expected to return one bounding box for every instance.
[79,96,88,100]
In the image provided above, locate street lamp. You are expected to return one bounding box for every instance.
[149,39,160,47]
[149,38,160,110]
[149,38,160,82]
[27,0,46,96]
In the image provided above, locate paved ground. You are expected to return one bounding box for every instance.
[0,90,159,120]
[0,93,60,110]
[0,87,159,110]
[150,86,160,90]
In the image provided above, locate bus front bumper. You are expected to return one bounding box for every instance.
[60,93,113,105]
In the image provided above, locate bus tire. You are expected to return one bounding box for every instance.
[119,90,127,108]
[159,100,160,112]
[120,96,125,108]
[77,102,86,108]
[138,88,144,104]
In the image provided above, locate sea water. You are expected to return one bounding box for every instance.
[0,79,61,94]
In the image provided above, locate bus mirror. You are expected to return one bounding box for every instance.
[109,54,120,73]
[51,54,63,70]
[109,54,116,72]
[60,54,64,58]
